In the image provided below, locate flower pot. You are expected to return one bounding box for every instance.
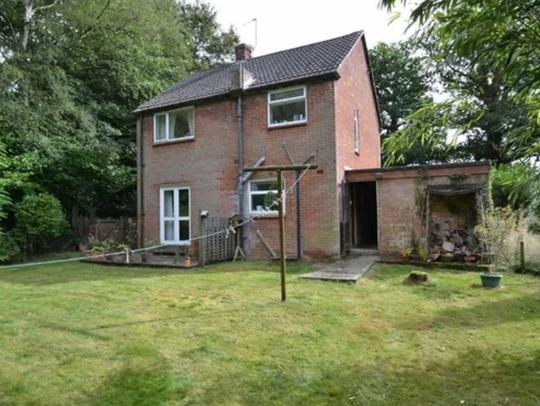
[183,256,192,267]
[480,273,502,288]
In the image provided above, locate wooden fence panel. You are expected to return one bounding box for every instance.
[201,217,235,264]
[72,215,135,245]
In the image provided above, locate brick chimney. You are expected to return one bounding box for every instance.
[235,43,253,61]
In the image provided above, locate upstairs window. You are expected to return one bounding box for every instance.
[353,109,360,154]
[154,106,194,142]
[268,86,307,127]
[249,179,284,215]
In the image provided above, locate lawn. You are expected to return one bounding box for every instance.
[0,261,539,405]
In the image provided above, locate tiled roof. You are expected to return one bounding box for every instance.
[135,31,364,113]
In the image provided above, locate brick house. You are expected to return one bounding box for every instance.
[135,31,490,261]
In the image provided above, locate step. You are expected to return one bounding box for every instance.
[350,248,379,256]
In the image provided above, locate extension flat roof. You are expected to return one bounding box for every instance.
[345,161,491,182]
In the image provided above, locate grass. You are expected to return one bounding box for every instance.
[0,261,539,405]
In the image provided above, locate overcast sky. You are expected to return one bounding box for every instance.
[208,0,411,56]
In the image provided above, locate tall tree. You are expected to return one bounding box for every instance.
[370,40,431,136]
[379,0,539,167]
[0,0,238,259]
[383,34,538,166]
[379,0,539,125]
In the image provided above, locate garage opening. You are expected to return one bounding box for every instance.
[351,181,378,248]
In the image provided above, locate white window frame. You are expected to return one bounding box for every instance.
[353,109,360,154]
[248,179,285,216]
[160,186,191,245]
[153,106,195,143]
[267,85,307,128]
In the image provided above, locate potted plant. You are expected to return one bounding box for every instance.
[480,267,503,288]
[474,207,524,289]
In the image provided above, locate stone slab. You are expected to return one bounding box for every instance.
[300,255,379,282]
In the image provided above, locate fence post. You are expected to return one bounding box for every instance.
[520,240,525,271]
[200,216,206,267]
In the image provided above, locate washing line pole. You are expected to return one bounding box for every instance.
[243,164,317,302]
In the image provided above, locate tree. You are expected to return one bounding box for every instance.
[178,0,238,69]
[379,1,539,167]
[370,40,431,136]
[0,0,238,258]
[379,0,540,120]
[491,164,540,215]
[0,0,237,219]
[383,34,538,166]
[380,0,540,218]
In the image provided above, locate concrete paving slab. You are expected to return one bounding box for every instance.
[300,255,379,282]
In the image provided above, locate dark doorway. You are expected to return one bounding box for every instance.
[351,182,378,248]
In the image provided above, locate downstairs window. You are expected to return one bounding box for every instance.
[249,179,283,215]
[160,187,190,245]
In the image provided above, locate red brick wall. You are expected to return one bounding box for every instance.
[334,37,381,183]
[242,81,340,259]
[333,37,381,243]
[140,99,238,253]
[139,81,342,259]
[376,172,490,258]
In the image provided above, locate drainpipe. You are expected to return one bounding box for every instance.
[236,70,245,250]
[296,155,314,258]
[295,170,301,259]
[136,115,145,248]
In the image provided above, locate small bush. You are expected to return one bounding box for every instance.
[0,232,20,263]
[475,207,525,272]
[14,193,68,256]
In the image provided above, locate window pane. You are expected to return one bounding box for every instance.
[251,192,278,212]
[250,181,278,192]
[169,109,193,139]
[270,100,306,125]
[270,88,304,101]
[179,220,190,241]
[164,220,174,241]
[179,189,189,217]
[163,190,174,217]
[155,114,167,140]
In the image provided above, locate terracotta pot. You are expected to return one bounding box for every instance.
[183,256,192,267]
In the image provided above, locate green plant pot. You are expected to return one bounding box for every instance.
[480,273,502,288]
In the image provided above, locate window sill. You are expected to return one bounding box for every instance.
[153,137,195,146]
[250,212,280,218]
[160,241,191,246]
[268,121,307,130]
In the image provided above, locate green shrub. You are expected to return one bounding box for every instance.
[14,193,68,255]
[491,164,540,218]
[475,207,525,272]
[0,232,20,263]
